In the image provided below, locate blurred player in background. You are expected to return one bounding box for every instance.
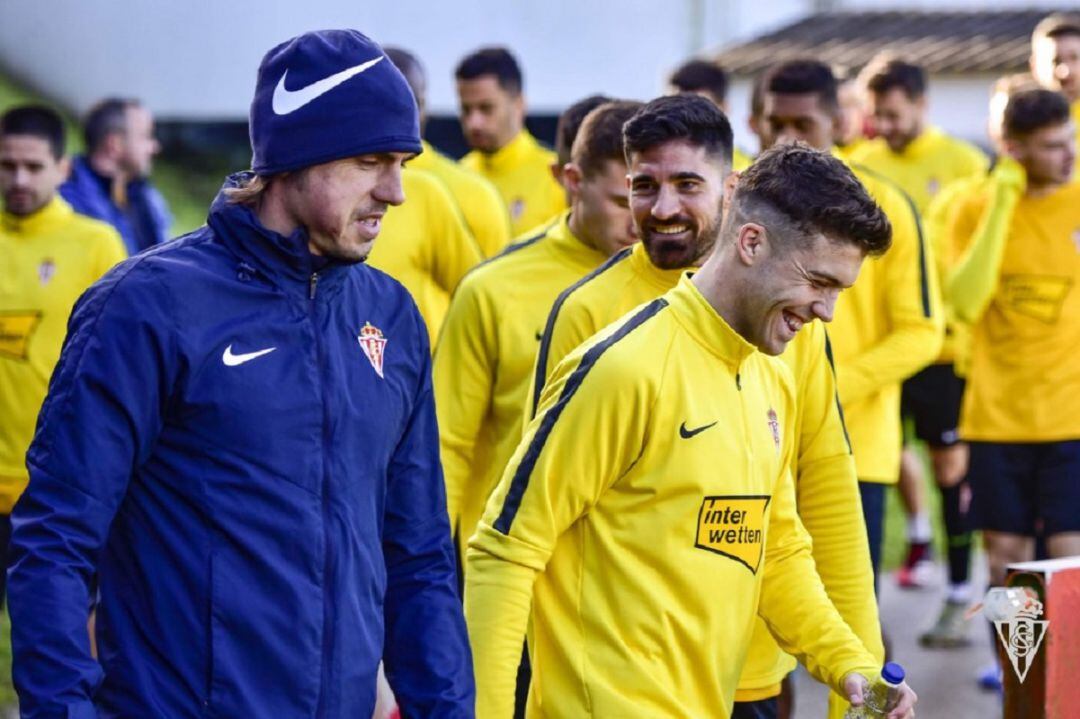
[59,98,171,254]
[385,46,512,257]
[436,99,641,570]
[0,105,125,606]
[456,46,565,235]
[833,67,869,162]
[667,57,752,169]
[548,93,611,194]
[1031,13,1080,168]
[852,55,988,599]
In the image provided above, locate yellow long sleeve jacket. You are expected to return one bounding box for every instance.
[529,242,882,708]
[0,197,126,511]
[828,163,945,482]
[461,131,566,237]
[412,140,512,257]
[466,275,879,718]
[366,168,483,344]
[433,213,607,562]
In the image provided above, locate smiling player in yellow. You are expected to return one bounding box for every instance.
[465,121,918,718]
[529,94,884,718]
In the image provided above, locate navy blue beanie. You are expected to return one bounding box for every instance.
[249,29,421,175]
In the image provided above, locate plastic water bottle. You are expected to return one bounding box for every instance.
[843,662,905,718]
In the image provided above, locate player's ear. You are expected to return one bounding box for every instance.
[735,222,766,266]
[562,163,584,195]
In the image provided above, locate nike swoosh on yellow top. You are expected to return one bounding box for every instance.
[222,344,277,367]
[679,421,717,439]
[271,56,384,116]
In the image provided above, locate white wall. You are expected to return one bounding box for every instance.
[0,0,811,120]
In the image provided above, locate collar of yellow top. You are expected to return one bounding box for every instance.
[628,241,689,292]
[668,272,757,366]
[477,130,541,172]
[549,210,605,259]
[896,126,945,159]
[1,195,72,235]
[410,140,438,171]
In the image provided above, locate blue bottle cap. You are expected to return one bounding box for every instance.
[882,662,905,685]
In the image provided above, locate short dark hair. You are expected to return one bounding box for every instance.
[861,56,926,100]
[84,98,139,154]
[455,47,523,95]
[734,143,891,257]
[0,104,66,159]
[622,94,733,167]
[571,101,644,178]
[1033,13,1080,43]
[555,94,612,166]
[1003,88,1072,139]
[764,60,839,112]
[384,46,425,101]
[668,59,729,103]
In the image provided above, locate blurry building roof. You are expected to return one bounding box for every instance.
[715,9,1050,76]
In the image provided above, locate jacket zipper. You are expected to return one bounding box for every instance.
[309,270,333,717]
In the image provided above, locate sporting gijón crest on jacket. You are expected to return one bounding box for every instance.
[8,176,472,719]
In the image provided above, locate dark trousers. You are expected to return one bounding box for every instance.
[732,696,779,719]
[858,481,886,594]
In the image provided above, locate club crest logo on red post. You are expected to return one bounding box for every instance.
[358,322,387,378]
[767,408,780,453]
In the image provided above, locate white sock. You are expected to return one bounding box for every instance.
[948,582,973,603]
[907,512,932,543]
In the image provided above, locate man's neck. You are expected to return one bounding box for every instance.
[691,252,748,339]
[566,209,596,252]
[1025,178,1066,199]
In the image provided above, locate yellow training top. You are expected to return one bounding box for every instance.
[433,213,607,561]
[465,275,879,718]
[0,197,126,512]
[948,171,1080,442]
[366,168,483,344]
[530,243,882,710]
[1074,100,1080,173]
[460,130,566,237]
[851,128,986,369]
[412,140,512,257]
[828,162,944,482]
[924,173,990,369]
[850,127,988,214]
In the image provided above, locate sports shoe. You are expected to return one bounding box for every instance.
[977,663,1003,692]
[919,599,972,648]
[896,541,935,589]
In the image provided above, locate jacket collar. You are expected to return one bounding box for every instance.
[667,272,757,367]
[628,241,688,293]
[1,195,73,235]
[207,173,350,298]
[472,130,541,174]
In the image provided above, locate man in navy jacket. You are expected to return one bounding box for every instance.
[7,30,474,719]
[60,98,172,255]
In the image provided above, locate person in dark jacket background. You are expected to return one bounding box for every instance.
[59,97,172,254]
[7,29,475,719]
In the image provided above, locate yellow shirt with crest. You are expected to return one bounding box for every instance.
[411,140,512,257]
[0,197,126,511]
[366,168,483,344]
[433,213,607,562]
[461,130,566,237]
[949,178,1080,441]
[466,274,879,718]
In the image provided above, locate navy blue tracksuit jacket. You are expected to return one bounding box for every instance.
[7,179,475,718]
